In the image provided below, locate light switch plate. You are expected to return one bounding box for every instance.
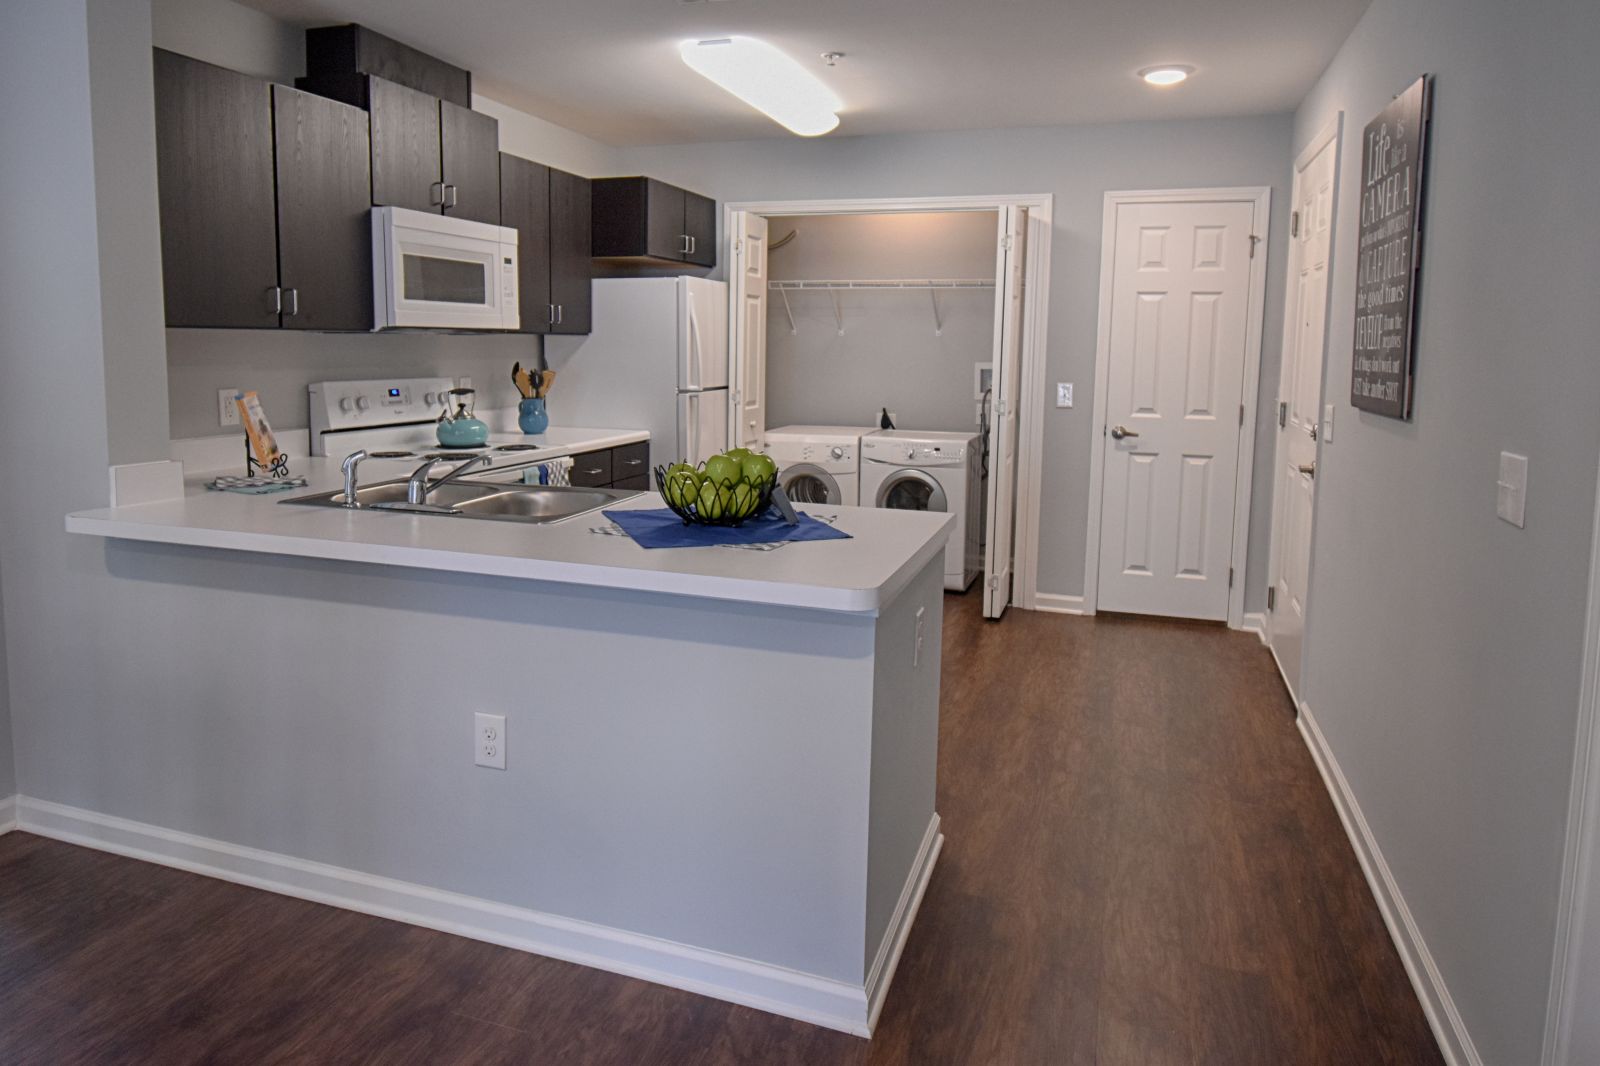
[1322,403,1335,443]
[1056,383,1074,409]
[1497,452,1528,528]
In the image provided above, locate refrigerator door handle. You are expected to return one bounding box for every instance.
[685,295,702,390]
[677,385,718,395]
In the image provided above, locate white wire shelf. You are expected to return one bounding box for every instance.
[766,278,997,336]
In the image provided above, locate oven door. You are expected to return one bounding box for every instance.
[373,207,519,330]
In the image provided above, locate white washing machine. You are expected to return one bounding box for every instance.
[764,426,877,506]
[862,429,983,591]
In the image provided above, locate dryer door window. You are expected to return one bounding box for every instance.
[877,470,948,512]
[781,464,842,505]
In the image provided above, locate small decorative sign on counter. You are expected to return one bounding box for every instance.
[236,390,291,477]
[1351,74,1433,420]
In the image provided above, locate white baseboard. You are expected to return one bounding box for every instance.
[13,796,886,1036]
[1240,611,1268,643]
[1033,592,1087,615]
[1296,707,1480,1066]
[0,795,16,835]
[865,815,942,1032]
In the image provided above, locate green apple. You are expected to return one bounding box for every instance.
[741,453,777,484]
[697,480,729,520]
[664,469,700,510]
[729,481,760,519]
[724,447,752,462]
[702,454,743,487]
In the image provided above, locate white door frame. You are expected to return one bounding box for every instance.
[1544,455,1600,1065]
[1267,114,1343,683]
[1082,186,1273,630]
[723,194,1054,611]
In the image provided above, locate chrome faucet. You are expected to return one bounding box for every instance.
[407,454,492,505]
[340,450,367,507]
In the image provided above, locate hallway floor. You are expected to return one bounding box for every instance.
[0,595,1443,1065]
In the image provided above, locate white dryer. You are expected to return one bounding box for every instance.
[764,426,876,506]
[861,429,983,591]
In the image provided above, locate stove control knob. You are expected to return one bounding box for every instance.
[424,391,438,406]
[337,397,354,413]
[906,447,916,460]
[830,446,845,460]
[354,396,371,412]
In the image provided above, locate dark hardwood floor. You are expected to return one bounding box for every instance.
[0,595,1443,1065]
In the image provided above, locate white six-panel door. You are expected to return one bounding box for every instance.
[984,207,1028,619]
[1095,198,1257,620]
[730,212,769,449]
[1267,125,1340,700]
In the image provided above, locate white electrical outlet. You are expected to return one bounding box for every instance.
[1056,382,1074,408]
[218,389,241,427]
[1497,452,1528,529]
[474,712,506,770]
[914,606,927,666]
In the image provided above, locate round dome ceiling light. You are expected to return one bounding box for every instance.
[1139,65,1194,87]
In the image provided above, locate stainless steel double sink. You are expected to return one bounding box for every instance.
[282,480,637,525]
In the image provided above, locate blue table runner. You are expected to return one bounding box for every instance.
[601,508,853,549]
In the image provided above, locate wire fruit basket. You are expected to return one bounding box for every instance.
[654,464,778,527]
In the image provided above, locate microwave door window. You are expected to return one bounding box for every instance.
[402,254,487,305]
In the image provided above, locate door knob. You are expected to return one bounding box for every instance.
[1110,425,1140,440]
[1298,462,1317,478]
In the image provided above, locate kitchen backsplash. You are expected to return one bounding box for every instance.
[166,329,539,438]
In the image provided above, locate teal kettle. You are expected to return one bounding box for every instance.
[436,387,490,448]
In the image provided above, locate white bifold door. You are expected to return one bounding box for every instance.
[1267,125,1340,702]
[1095,196,1260,621]
[983,206,1029,619]
[730,212,769,449]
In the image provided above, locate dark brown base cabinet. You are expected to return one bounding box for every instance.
[570,442,650,489]
[591,177,716,269]
[155,49,372,330]
[499,153,592,335]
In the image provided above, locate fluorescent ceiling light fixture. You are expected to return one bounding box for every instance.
[680,37,841,136]
[1139,65,1194,86]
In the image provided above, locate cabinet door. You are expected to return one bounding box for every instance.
[153,49,279,328]
[683,190,717,268]
[645,178,687,261]
[499,153,552,333]
[549,168,593,335]
[569,449,613,487]
[273,85,372,331]
[440,101,500,224]
[369,77,441,213]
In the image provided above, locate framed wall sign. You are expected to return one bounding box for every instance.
[1351,74,1432,419]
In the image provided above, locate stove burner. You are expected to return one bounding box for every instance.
[368,450,416,460]
[494,444,539,452]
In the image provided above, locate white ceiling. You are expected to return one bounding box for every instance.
[240,0,1370,146]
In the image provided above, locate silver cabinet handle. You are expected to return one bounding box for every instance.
[285,288,299,316]
[430,181,445,206]
[623,457,643,466]
[556,305,564,324]
[548,304,557,326]
[1298,462,1317,478]
[444,184,458,208]
[688,236,696,255]
[1110,425,1140,440]
[268,286,282,314]
[681,234,691,254]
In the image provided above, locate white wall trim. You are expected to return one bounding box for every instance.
[724,194,1053,613]
[14,796,888,1037]
[1082,186,1273,628]
[0,795,16,836]
[1240,611,1268,644]
[1296,706,1480,1066]
[1543,454,1600,1065]
[865,815,943,1032]
[1033,593,1087,615]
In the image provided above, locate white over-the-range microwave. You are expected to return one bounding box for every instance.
[371,206,520,330]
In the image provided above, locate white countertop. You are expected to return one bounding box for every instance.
[68,429,954,615]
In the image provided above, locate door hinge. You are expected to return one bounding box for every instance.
[734,238,743,254]
[988,575,1001,591]
[1278,401,1288,428]
[1249,234,1261,258]
[1291,211,1301,238]
[1002,234,1013,251]
[1228,567,1235,589]
[1239,403,1246,426]
[1267,586,1277,611]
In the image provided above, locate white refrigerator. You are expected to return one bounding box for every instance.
[545,277,730,465]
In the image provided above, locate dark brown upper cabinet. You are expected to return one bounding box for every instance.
[154,49,372,330]
[272,84,373,331]
[499,153,592,335]
[154,49,279,328]
[592,177,717,269]
[304,23,471,107]
[300,73,500,225]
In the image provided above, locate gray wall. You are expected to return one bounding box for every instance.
[765,211,997,434]
[150,0,547,440]
[1294,0,1600,1061]
[620,116,1293,605]
[0,565,12,799]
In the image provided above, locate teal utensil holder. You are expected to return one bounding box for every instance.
[518,397,549,435]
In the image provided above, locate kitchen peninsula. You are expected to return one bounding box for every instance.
[63,457,951,1035]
